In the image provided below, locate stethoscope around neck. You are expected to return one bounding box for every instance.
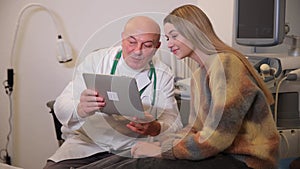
[110,50,157,106]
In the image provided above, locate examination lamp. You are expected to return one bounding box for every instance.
[5,3,72,93]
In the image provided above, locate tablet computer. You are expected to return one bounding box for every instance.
[83,73,145,118]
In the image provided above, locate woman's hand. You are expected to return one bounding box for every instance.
[126,112,161,136]
[131,141,162,158]
[77,89,105,118]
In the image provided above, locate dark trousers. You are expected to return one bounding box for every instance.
[77,154,251,169]
[290,157,300,169]
[43,152,113,169]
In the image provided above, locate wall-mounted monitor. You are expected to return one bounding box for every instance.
[235,0,286,47]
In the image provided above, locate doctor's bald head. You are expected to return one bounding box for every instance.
[121,16,161,70]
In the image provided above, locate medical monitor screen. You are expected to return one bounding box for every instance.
[235,0,286,46]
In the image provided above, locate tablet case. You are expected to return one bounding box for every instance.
[83,73,145,118]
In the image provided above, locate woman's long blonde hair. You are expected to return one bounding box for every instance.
[164,4,274,105]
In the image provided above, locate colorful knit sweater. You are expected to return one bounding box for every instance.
[161,53,279,169]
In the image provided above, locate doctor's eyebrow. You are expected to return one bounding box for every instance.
[127,35,155,44]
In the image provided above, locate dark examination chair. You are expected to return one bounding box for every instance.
[46,100,64,146]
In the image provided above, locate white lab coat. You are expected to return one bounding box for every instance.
[49,46,182,162]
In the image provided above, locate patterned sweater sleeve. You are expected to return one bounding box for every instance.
[161,53,263,160]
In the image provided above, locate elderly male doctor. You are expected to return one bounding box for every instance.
[44,16,182,169]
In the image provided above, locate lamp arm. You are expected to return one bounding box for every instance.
[7,3,72,93]
[9,3,70,67]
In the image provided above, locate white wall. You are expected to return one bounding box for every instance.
[197,1,234,46]
[0,1,234,169]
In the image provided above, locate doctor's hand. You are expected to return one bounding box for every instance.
[77,89,105,118]
[126,112,161,136]
[131,141,162,158]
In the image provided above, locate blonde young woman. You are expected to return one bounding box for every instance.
[131,4,279,169]
[78,4,280,169]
